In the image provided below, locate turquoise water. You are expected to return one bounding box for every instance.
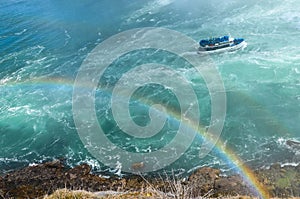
[1,0,300,174]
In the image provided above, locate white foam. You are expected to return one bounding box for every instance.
[29,163,38,167]
[281,162,299,167]
[14,29,27,36]
[124,0,174,24]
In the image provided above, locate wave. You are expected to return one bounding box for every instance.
[1,0,300,174]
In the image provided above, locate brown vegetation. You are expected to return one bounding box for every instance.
[0,160,299,198]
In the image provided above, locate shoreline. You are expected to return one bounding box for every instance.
[0,160,299,198]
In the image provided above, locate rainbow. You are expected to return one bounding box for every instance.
[0,77,75,88]
[157,107,271,199]
[214,141,269,199]
[1,77,278,198]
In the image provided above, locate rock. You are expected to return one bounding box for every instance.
[68,163,91,176]
[286,139,300,149]
[1,161,299,198]
[131,162,144,171]
[0,160,70,198]
[188,167,220,182]
[214,175,249,196]
[188,167,220,195]
[69,173,77,179]
[44,159,64,168]
[270,163,281,170]
[125,177,142,191]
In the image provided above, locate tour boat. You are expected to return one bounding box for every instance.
[198,35,247,54]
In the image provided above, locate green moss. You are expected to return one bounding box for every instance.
[276,177,290,189]
[275,170,296,189]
